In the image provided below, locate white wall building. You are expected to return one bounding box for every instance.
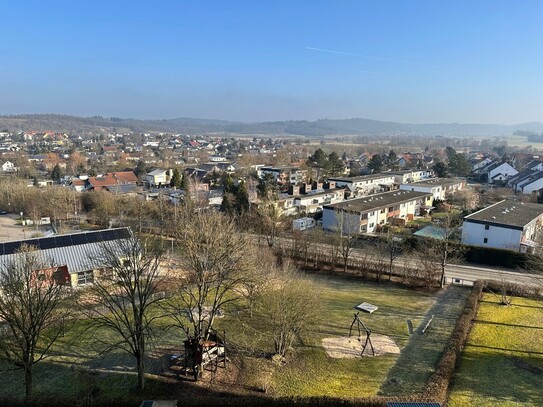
[400,178,466,201]
[322,190,432,234]
[328,174,396,197]
[388,170,433,184]
[293,217,316,231]
[462,200,543,252]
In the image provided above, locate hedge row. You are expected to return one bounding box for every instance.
[423,280,484,404]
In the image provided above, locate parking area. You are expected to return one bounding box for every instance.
[0,214,31,242]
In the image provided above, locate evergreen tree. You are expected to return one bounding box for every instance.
[236,180,250,213]
[433,161,448,178]
[367,154,384,173]
[180,173,188,190]
[328,151,345,176]
[170,168,182,189]
[51,164,62,183]
[134,160,146,177]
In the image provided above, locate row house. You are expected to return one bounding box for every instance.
[323,190,432,234]
[328,174,396,198]
[388,169,434,184]
[400,178,466,202]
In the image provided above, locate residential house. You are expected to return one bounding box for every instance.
[474,160,518,184]
[462,200,543,253]
[145,169,173,187]
[260,166,306,186]
[85,171,139,193]
[1,160,18,172]
[0,228,133,287]
[328,174,396,198]
[323,190,433,234]
[400,178,466,201]
[388,169,434,184]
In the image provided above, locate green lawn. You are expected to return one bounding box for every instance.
[0,274,468,402]
[449,294,543,407]
[218,274,442,398]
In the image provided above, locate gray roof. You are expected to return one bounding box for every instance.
[464,200,543,229]
[147,169,167,176]
[0,228,132,274]
[324,190,431,213]
[407,178,465,188]
[329,173,395,183]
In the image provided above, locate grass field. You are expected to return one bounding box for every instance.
[0,274,470,402]
[218,275,468,398]
[448,294,543,407]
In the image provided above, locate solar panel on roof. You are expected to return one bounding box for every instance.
[38,238,57,250]
[3,241,22,255]
[54,235,73,247]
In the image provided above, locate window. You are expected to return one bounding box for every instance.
[77,270,94,285]
[485,225,489,230]
[361,213,368,220]
[388,206,394,212]
[380,209,385,214]
[483,238,488,244]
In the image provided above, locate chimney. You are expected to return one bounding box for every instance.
[301,182,312,194]
[288,185,300,196]
[325,180,336,189]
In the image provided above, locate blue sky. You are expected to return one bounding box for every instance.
[1,1,542,123]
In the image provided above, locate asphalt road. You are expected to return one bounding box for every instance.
[262,234,543,288]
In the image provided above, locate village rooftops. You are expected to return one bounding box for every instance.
[323,190,431,213]
[464,200,543,229]
[329,174,394,183]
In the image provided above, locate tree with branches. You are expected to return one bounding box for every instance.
[257,264,320,358]
[0,245,73,398]
[167,212,253,343]
[85,234,164,391]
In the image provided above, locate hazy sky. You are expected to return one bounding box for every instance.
[1,1,542,123]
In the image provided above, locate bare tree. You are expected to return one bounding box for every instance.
[167,211,253,342]
[330,210,359,272]
[85,234,164,391]
[418,211,465,288]
[257,264,320,358]
[258,201,284,247]
[0,245,73,397]
[378,231,403,280]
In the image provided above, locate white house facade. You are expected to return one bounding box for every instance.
[322,190,432,234]
[461,200,543,252]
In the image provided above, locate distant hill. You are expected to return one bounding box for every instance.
[1,114,542,137]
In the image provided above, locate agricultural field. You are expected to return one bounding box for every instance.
[449,294,543,407]
[0,274,470,403]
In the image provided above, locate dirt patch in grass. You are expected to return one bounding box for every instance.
[322,335,400,358]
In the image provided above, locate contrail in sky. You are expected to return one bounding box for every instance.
[305,47,434,67]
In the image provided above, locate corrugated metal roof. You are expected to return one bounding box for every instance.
[0,228,132,274]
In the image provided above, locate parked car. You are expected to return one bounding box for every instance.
[0,210,8,215]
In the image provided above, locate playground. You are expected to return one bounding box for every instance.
[0,274,471,402]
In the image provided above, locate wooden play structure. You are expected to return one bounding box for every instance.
[170,329,226,381]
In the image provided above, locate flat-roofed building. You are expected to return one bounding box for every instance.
[323,190,432,234]
[400,178,466,201]
[461,200,543,252]
[328,174,396,198]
